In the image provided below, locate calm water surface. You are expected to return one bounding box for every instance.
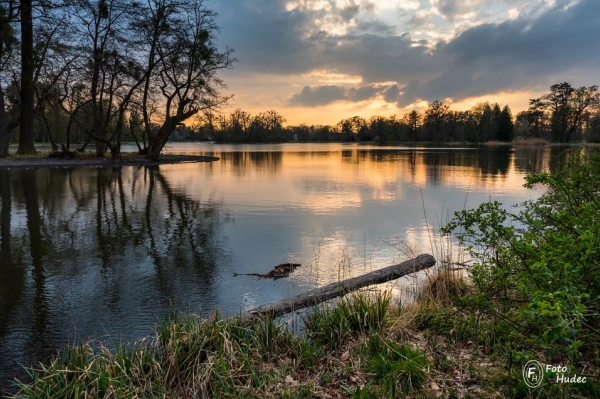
[0,143,566,392]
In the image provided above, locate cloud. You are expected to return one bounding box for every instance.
[433,0,487,21]
[396,0,600,105]
[347,85,381,101]
[289,85,347,106]
[339,5,360,21]
[211,1,315,74]
[211,0,600,113]
[288,84,393,106]
[383,85,401,103]
[211,0,403,75]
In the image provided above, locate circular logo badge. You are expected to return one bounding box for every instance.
[523,360,544,388]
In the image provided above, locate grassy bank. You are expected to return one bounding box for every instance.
[12,275,598,398]
[3,286,493,398]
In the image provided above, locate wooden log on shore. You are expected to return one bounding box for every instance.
[242,254,436,322]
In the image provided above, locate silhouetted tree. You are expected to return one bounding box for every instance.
[529,82,600,142]
[402,110,420,141]
[0,4,17,157]
[16,0,36,154]
[497,105,514,142]
[336,116,366,142]
[145,0,234,160]
[423,100,449,141]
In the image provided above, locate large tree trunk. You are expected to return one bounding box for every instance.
[145,117,178,161]
[242,254,436,322]
[17,0,36,155]
[0,85,8,157]
[94,140,106,157]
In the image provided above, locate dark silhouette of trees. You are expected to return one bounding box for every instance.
[214,109,287,143]
[402,110,420,141]
[211,101,519,145]
[336,116,367,142]
[587,113,600,143]
[519,82,600,143]
[144,0,234,160]
[423,100,450,141]
[1,0,234,159]
[516,98,550,139]
[497,105,514,142]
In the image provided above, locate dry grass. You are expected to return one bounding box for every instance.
[512,136,549,146]
[483,140,512,146]
[418,270,470,306]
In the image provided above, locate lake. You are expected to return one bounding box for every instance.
[0,142,565,393]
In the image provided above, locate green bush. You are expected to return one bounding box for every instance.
[442,153,600,363]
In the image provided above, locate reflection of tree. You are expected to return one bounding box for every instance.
[0,169,51,395]
[478,147,511,176]
[0,166,227,391]
[0,170,24,343]
[514,146,549,173]
[217,151,283,177]
[547,147,591,174]
[0,170,12,271]
[423,152,445,186]
[341,149,359,164]
[513,146,586,174]
[85,166,225,306]
[22,169,50,354]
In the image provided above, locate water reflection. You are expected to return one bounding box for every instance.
[0,143,585,394]
[215,151,284,177]
[0,166,226,393]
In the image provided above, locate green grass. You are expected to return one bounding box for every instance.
[303,290,391,350]
[364,334,430,397]
[3,152,49,159]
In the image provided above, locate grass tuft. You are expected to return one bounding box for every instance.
[418,270,470,306]
[303,291,390,350]
[364,334,430,397]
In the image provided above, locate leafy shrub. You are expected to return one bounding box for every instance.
[442,153,600,363]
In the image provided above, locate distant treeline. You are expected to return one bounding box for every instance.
[192,82,599,144]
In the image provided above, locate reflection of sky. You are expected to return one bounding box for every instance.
[162,143,547,306]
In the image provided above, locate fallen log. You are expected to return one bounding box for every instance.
[242,254,436,322]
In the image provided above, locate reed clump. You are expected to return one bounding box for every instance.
[418,269,470,306]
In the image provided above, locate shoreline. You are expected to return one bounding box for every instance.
[0,154,220,170]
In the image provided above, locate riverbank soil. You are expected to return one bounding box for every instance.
[0,153,219,169]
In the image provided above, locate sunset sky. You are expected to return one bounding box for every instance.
[208,0,600,125]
